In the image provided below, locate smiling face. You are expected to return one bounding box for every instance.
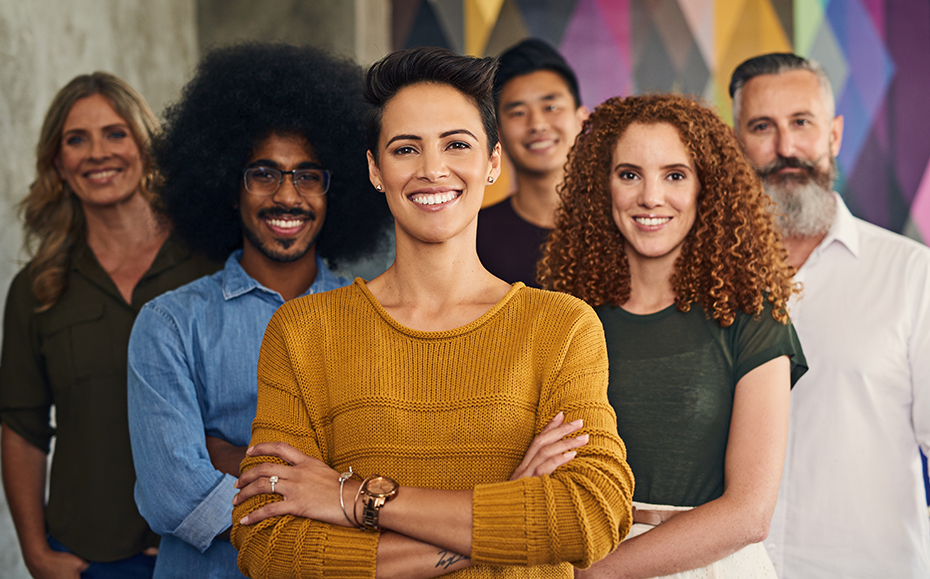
[55,93,144,209]
[735,70,843,238]
[497,70,587,177]
[368,82,500,244]
[239,133,327,265]
[610,122,700,272]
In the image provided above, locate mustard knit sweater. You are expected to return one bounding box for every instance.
[232,280,634,578]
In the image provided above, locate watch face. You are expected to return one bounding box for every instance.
[368,476,397,496]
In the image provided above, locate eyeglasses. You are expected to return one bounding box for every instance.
[243,166,331,197]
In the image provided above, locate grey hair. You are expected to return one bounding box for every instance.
[730,53,835,129]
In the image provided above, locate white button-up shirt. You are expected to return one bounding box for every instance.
[765,194,930,578]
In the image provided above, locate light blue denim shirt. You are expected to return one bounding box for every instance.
[127,250,349,578]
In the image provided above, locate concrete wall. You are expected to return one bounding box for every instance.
[0,2,390,575]
[0,2,199,576]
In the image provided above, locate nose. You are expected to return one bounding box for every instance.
[88,135,110,160]
[774,127,797,159]
[418,148,449,182]
[271,173,303,206]
[527,108,549,133]
[638,177,664,209]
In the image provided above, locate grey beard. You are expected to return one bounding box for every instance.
[764,178,836,238]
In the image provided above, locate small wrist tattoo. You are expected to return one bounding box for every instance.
[436,549,470,569]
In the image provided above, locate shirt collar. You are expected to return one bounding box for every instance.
[220,249,346,301]
[811,192,860,260]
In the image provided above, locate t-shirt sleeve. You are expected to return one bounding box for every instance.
[0,269,54,452]
[731,300,808,387]
[470,303,634,569]
[231,306,380,579]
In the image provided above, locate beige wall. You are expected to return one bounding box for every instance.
[0,2,390,575]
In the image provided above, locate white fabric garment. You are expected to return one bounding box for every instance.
[765,194,930,578]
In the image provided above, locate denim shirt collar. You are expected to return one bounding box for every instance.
[220,249,348,301]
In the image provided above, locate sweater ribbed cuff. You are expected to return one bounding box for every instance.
[472,479,547,566]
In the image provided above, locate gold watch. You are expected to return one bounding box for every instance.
[358,474,398,531]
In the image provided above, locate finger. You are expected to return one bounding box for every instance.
[234,476,282,505]
[239,499,292,525]
[540,411,565,433]
[532,450,578,477]
[525,433,589,471]
[246,441,312,465]
[235,461,281,488]
[528,419,584,453]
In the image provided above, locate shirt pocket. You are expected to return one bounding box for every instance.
[40,301,112,402]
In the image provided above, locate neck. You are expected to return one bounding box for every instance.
[239,243,319,302]
[509,168,563,229]
[781,233,826,270]
[83,194,167,257]
[622,252,677,315]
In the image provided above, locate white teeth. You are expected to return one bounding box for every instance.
[87,169,118,179]
[267,218,304,229]
[527,140,554,150]
[635,217,670,226]
[412,192,457,205]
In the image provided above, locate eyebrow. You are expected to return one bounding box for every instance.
[245,159,324,170]
[62,123,131,135]
[746,111,815,125]
[384,129,478,147]
[501,92,564,112]
[613,162,693,172]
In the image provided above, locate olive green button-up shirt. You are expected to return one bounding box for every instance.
[0,236,218,562]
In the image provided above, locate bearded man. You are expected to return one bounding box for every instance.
[730,52,930,579]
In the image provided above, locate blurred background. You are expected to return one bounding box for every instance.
[1,1,927,576]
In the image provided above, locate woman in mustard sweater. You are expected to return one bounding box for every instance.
[230,47,634,578]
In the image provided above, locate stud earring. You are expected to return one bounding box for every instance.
[376,184,382,191]
[487,177,494,184]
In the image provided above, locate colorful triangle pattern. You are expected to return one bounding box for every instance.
[392,0,928,243]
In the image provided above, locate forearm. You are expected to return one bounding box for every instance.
[578,495,770,579]
[375,487,473,556]
[1,424,50,558]
[376,532,472,579]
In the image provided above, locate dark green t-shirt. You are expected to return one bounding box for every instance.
[0,236,218,562]
[596,300,807,507]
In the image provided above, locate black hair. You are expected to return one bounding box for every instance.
[493,38,581,110]
[156,42,391,264]
[729,52,834,123]
[364,46,498,163]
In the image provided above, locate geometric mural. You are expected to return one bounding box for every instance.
[393,0,929,245]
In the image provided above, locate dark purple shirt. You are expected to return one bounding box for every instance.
[476,197,550,288]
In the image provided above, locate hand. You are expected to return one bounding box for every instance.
[234,442,353,527]
[23,546,88,579]
[510,412,588,481]
[205,434,247,476]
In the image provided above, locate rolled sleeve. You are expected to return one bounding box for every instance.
[128,302,234,551]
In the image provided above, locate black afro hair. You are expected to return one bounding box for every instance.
[156,42,391,265]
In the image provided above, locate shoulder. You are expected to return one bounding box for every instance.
[138,269,225,323]
[509,286,602,333]
[855,218,930,265]
[5,266,37,305]
[272,282,362,329]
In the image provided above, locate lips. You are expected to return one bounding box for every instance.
[258,208,315,236]
[83,168,121,182]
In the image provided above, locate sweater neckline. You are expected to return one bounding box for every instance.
[353,277,526,338]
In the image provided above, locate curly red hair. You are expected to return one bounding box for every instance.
[539,93,796,326]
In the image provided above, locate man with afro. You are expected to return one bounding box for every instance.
[125,43,391,578]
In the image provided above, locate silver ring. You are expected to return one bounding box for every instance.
[269,475,279,494]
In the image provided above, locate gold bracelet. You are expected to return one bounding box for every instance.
[339,467,362,529]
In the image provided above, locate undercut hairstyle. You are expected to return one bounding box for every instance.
[23,72,161,311]
[157,42,391,264]
[539,93,797,327]
[729,52,835,126]
[364,46,498,163]
[493,37,582,109]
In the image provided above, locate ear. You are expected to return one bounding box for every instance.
[54,155,64,180]
[829,114,844,158]
[576,105,590,123]
[367,150,383,192]
[488,142,503,182]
